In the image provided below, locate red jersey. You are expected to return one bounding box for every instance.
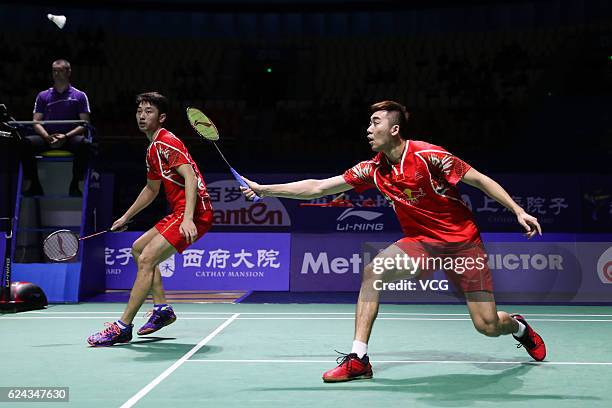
[146,128,213,213]
[343,140,479,242]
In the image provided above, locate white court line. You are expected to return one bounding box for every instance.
[19,311,612,317]
[185,359,612,366]
[4,316,612,322]
[236,317,612,322]
[0,317,229,320]
[119,313,239,408]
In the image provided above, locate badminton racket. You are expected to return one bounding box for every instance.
[186,107,261,202]
[43,222,130,262]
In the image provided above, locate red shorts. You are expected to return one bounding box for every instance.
[155,210,213,253]
[395,237,493,293]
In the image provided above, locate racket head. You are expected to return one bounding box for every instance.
[186,107,220,141]
[43,230,79,261]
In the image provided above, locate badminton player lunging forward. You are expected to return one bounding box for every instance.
[241,100,546,382]
[87,92,213,346]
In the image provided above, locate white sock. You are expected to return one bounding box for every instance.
[115,320,128,330]
[351,340,368,358]
[513,320,526,337]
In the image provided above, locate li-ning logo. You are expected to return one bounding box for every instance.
[194,120,212,128]
[336,209,384,231]
[56,235,68,257]
[337,209,383,222]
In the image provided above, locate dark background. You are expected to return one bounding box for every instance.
[1,0,611,225]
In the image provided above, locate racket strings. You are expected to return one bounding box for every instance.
[187,108,219,141]
[186,106,261,202]
[44,231,79,261]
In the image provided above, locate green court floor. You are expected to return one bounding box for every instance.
[2,303,611,407]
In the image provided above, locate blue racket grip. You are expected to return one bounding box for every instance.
[230,167,262,202]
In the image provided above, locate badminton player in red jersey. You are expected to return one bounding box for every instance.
[241,100,546,382]
[87,92,213,347]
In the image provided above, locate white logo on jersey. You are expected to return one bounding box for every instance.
[160,147,171,161]
[351,162,373,181]
[424,153,454,195]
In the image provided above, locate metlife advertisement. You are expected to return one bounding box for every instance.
[290,232,612,303]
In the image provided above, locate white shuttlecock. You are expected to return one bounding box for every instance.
[47,14,66,29]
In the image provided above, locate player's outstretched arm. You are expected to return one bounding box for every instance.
[241,175,353,200]
[461,168,542,238]
[111,179,161,231]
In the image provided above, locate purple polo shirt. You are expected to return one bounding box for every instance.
[33,85,91,134]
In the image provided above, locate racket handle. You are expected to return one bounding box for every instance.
[79,229,109,241]
[230,167,262,202]
[78,219,132,241]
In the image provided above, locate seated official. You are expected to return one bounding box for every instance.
[22,59,92,197]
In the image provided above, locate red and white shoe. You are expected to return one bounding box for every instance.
[512,314,546,361]
[322,352,373,383]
